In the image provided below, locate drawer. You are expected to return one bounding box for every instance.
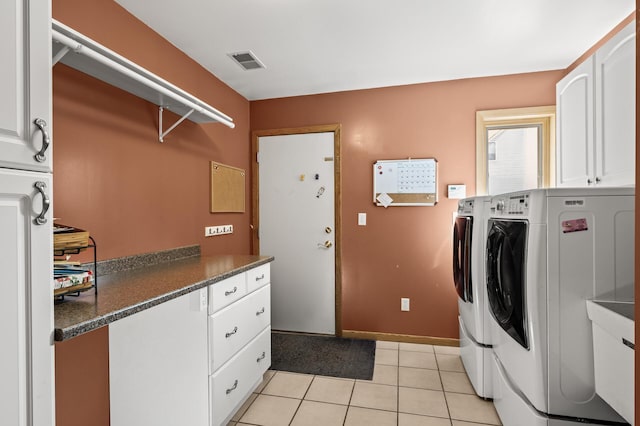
[209,284,270,372]
[209,273,246,314]
[210,327,271,426]
[246,263,270,293]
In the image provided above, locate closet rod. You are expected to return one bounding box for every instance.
[52,29,235,129]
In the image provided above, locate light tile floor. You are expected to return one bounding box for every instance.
[229,341,502,426]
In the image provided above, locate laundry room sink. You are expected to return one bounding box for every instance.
[586,300,635,425]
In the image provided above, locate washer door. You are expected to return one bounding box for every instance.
[486,219,528,349]
[453,215,472,302]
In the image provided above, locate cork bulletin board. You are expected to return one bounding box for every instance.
[210,161,245,213]
[373,158,438,206]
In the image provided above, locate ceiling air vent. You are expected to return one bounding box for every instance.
[229,51,265,71]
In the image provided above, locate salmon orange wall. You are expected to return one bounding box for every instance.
[251,71,564,338]
[52,1,251,425]
[52,0,251,262]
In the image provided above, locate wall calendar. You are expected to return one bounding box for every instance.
[373,158,438,206]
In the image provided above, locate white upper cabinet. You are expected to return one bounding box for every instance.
[556,21,635,187]
[0,0,52,172]
[594,21,636,186]
[0,1,54,426]
[556,56,594,187]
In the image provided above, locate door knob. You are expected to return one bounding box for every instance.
[318,240,333,248]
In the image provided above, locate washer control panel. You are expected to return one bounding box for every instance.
[492,193,529,216]
[458,198,474,215]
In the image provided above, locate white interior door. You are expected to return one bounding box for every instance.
[258,132,335,335]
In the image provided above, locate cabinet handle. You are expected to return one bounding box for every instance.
[587,178,593,185]
[257,351,266,362]
[595,177,601,183]
[33,181,50,225]
[33,118,50,163]
[256,307,265,316]
[224,286,237,296]
[225,326,238,338]
[225,379,238,395]
[255,274,265,281]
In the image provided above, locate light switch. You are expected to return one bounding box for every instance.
[358,213,367,226]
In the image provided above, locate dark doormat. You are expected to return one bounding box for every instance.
[270,331,376,380]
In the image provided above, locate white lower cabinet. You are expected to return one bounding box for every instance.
[210,327,272,425]
[210,284,271,372]
[208,272,247,313]
[209,264,271,426]
[109,289,209,426]
[108,263,271,426]
[246,263,271,293]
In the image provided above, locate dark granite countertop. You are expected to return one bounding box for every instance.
[54,254,274,341]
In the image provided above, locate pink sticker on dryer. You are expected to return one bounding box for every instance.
[562,218,588,233]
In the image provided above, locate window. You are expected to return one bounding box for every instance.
[476,106,555,195]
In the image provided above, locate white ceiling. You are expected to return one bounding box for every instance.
[114,0,634,101]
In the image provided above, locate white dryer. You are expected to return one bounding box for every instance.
[453,196,493,398]
[486,187,634,425]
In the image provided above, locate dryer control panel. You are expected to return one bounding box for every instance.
[492,194,529,216]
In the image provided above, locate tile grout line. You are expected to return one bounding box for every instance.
[435,352,454,425]
[342,373,357,426]
[396,345,400,425]
[235,371,272,424]
[286,373,314,426]
[243,344,479,426]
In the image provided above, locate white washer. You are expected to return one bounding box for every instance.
[486,187,634,425]
[453,196,493,398]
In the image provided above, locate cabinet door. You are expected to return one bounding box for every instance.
[109,289,209,426]
[594,21,636,186]
[0,0,52,172]
[556,56,594,187]
[0,169,54,426]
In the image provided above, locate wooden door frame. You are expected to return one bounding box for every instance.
[252,124,342,336]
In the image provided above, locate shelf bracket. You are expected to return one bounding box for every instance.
[52,45,71,66]
[159,106,195,143]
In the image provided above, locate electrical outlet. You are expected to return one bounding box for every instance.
[401,298,410,311]
[205,225,234,237]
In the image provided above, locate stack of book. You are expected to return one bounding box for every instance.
[53,261,94,294]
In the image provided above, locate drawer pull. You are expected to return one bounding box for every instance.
[225,379,238,395]
[224,286,238,296]
[256,307,265,316]
[257,351,266,362]
[623,338,635,350]
[255,274,265,281]
[225,326,238,338]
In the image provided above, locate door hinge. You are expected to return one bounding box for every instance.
[256,152,260,163]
